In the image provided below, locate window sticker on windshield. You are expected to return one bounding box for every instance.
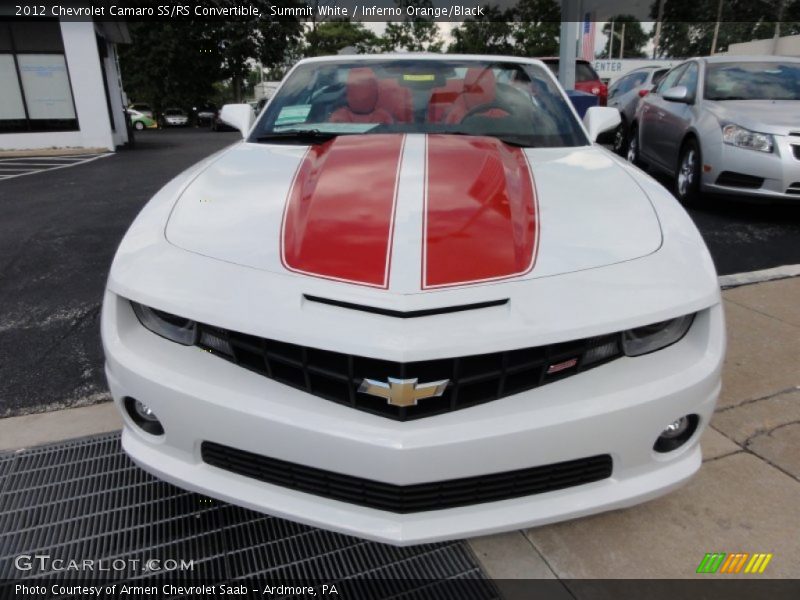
[403,74,435,82]
[275,105,311,126]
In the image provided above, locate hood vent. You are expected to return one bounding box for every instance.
[304,295,508,318]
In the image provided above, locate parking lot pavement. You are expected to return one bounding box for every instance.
[650,172,800,276]
[0,153,111,180]
[471,276,800,580]
[0,128,238,417]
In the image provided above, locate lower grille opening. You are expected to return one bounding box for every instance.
[715,171,764,189]
[787,182,800,195]
[201,441,613,513]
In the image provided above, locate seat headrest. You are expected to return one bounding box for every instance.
[347,68,379,115]
[463,68,497,109]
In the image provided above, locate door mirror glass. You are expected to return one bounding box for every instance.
[663,86,690,103]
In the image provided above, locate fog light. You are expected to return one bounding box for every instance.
[124,397,164,436]
[654,414,698,453]
[661,417,690,439]
[133,400,159,422]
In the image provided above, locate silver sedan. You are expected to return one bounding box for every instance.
[629,56,800,205]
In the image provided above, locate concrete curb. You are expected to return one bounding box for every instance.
[719,264,800,289]
[0,147,109,158]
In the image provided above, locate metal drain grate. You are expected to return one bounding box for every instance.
[0,432,498,598]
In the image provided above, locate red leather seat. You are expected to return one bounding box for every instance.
[378,80,413,123]
[427,78,464,123]
[443,68,509,124]
[330,68,394,125]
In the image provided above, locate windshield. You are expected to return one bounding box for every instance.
[250,59,587,148]
[705,62,800,101]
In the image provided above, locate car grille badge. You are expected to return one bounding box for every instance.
[358,377,449,408]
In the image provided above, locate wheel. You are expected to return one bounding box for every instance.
[134,121,145,131]
[626,124,642,166]
[612,120,628,156]
[675,138,703,207]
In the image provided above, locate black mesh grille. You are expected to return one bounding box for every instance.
[715,171,764,189]
[201,442,613,513]
[792,145,800,160]
[787,182,800,195]
[195,322,623,421]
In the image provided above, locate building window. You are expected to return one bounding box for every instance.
[0,20,79,133]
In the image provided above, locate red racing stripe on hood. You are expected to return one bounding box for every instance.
[281,134,405,288]
[423,134,539,288]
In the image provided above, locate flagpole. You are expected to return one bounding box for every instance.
[608,20,615,58]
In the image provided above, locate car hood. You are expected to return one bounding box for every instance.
[165,134,662,294]
[703,100,800,134]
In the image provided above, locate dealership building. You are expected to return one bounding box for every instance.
[0,19,130,152]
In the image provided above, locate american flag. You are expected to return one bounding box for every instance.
[581,14,596,61]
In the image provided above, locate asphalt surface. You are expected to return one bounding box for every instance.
[0,129,239,417]
[1,128,799,417]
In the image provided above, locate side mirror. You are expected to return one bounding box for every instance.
[583,106,621,142]
[663,85,690,103]
[219,103,255,138]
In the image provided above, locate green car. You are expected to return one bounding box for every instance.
[127,108,157,130]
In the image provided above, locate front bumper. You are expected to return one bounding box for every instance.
[103,293,724,545]
[702,135,800,201]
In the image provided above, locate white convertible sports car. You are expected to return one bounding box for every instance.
[102,55,724,545]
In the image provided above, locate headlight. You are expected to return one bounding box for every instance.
[622,314,695,357]
[722,124,773,153]
[131,302,197,345]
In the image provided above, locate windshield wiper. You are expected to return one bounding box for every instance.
[254,129,342,144]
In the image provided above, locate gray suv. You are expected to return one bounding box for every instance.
[607,66,668,155]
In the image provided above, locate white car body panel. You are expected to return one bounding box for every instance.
[165,142,663,290]
[103,55,724,545]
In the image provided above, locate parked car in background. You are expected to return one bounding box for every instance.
[541,58,608,105]
[127,108,157,131]
[630,56,800,205]
[129,103,153,119]
[160,108,189,127]
[195,105,217,127]
[607,66,669,155]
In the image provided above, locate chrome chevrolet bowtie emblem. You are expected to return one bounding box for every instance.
[357,377,449,408]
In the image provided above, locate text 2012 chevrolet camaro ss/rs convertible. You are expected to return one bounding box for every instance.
[102,55,725,545]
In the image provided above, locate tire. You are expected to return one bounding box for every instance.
[612,120,628,156]
[134,121,145,131]
[675,138,703,207]
[626,124,642,166]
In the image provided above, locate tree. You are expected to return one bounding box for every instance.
[651,0,800,58]
[381,0,444,52]
[448,0,561,57]
[119,3,304,108]
[448,5,516,54]
[119,22,222,114]
[512,0,560,57]
[212,1,304,102]
[602,16,649,58]
[305,20,380,56]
